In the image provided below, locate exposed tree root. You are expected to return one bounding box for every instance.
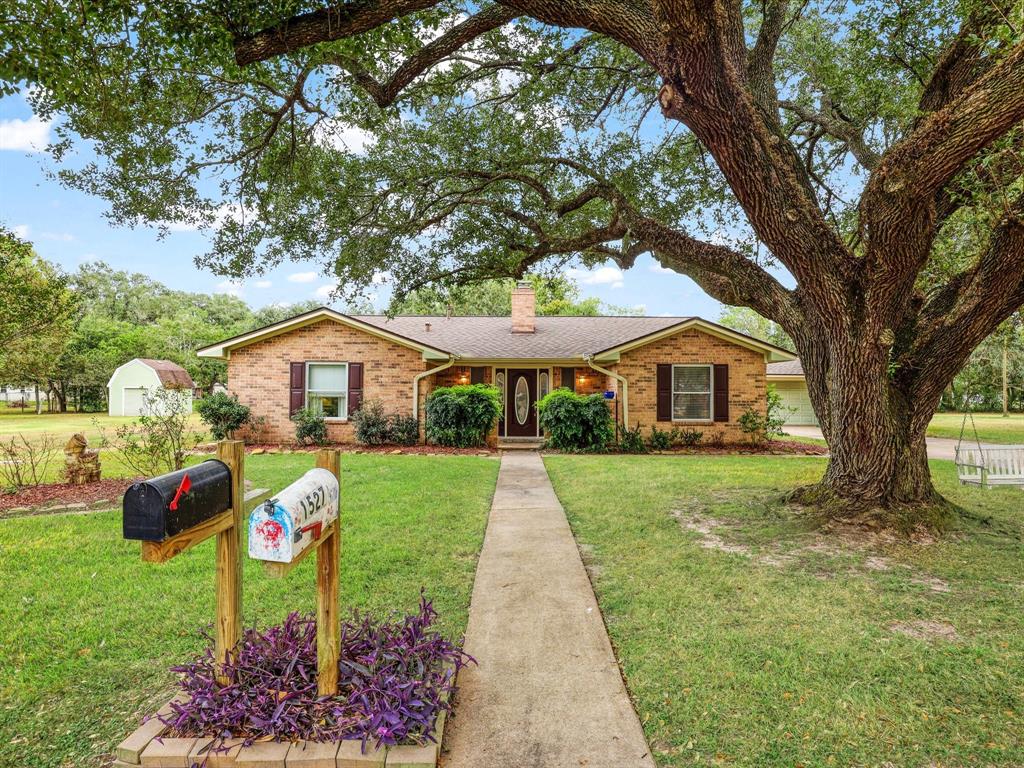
[783,483,960,536]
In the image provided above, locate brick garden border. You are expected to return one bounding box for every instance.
[113,701,450,768]
[114,663,456,768]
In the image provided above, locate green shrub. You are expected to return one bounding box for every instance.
[618,423,647,453]
[388,414,420,446]
[536,389,613,452]
[739,386,793,444]
[293,407,328,446]
[352,400,421,446]
[425,384,501,447]
[648,424,672,450]
[197,392,251,440]
[352,400,391,445]
[673,427,703,447]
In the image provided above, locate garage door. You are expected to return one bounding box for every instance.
[122,388,147,416]
[772,381,819,425]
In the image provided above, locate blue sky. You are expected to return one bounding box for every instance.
[2,88,742,318]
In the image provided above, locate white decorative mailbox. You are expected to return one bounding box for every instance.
[248,468,339,563]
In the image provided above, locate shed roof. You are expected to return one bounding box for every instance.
[135,359,195,389]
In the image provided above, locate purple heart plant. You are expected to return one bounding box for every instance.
[158,593,472,753]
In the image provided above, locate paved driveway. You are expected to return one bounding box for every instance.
[786,425,962,461]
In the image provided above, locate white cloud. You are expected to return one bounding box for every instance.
[312,119,376,154]
[649,263,675,275]
[314,283,338,299]
[12,224,30,239]
[215,279,244,297]
[287,271,319,283]
[370,271,389,285]
[254,280,273,289]
[631,304,647,315]
[158,203,249,233]
[0,113,51,152]
[565,265,625,289]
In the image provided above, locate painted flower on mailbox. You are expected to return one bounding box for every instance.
[249,500,293,560]
[248,468,339,563]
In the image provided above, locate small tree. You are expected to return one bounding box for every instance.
[197,392,251,440]
[97,388,202,476]
[425,384,501,448]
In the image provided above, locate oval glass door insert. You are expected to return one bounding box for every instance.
[514,376,530,425]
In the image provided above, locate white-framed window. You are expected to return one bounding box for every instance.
[306,362,348,419]
[672,364,713,421]
[538,371,550,400]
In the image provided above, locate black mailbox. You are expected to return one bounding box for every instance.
[123,460,232,541]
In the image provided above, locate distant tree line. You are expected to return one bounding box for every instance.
[0,229,620,413]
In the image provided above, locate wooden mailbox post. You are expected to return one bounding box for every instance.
[248,448,341,696]
[122,440,270,684]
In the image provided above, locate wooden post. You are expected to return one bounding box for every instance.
[315,448,341,696]
[215,440,245,684]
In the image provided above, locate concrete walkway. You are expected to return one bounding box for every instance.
[441,453,655,768]
[786,425,969,461]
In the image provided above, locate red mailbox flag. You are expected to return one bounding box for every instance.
[168,473,192,511]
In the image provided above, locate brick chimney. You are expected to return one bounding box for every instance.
[511,281,535,333]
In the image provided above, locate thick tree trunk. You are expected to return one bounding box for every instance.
[792,324,951,526]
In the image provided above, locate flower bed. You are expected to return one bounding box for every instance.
[115,596,471,767]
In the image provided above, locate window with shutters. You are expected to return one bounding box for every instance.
[306,362,348,419]
[672,365,713,421]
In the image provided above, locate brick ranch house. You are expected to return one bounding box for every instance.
[197,283,795,445]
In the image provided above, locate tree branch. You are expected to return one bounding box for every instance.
[907,200,1024,404]
[871,39,1024,203]
[234,1,440,66]
[331,6,517,107]
[780,97,880,170]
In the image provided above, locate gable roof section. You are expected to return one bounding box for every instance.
[196,307,452,361]
[197,307,797,363]
[590,317,796,363]
[767,359,805,377]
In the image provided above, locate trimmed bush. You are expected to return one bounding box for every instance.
[197,392,251,440]
[293,407,328,446]
[536,389,613,452]
[388,413,420,446]
[648,424,672,450]
[425,384,501,447]
[353,400,421,446]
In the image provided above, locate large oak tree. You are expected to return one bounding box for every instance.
[3,0,1023,524]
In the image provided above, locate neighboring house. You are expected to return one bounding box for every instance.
[0,386,32,403]
[197,283,795,444]
[767,359,818,426]
[107,359,195,417]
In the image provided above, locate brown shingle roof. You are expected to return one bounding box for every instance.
[767,359,804,376]
[138,359,195,389]
[350,315,692,360]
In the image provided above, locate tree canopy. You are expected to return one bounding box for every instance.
[4,0,1023,515]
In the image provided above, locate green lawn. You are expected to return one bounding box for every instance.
[928,411,1024,443]
[0,452,498,768]
[0,410,208,484]
[545,455,1023,767]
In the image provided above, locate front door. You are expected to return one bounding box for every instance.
[506,369,538,437]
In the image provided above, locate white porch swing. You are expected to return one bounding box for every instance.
[954,409,1024,488]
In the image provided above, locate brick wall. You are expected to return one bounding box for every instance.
[615,328,766,442]
[227,320,428,444]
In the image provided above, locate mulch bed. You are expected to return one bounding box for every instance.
[235,444,499,456]
[596,440,828,456]
[0,477,140,517]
